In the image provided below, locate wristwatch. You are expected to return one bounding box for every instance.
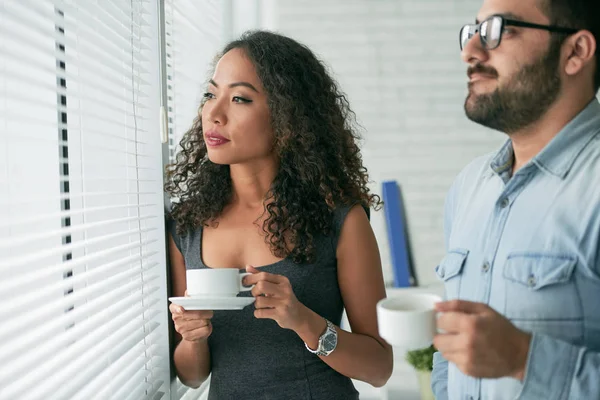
[305,318,338,356]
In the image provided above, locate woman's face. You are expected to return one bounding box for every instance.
[201,48,274,165]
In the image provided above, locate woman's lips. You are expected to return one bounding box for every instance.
[205,131,230,147]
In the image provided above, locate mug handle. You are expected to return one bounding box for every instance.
[435,311,446,334]
[238,272,254,292]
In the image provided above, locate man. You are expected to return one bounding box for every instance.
[431,0,600,399]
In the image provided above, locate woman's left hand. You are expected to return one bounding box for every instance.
[243,265,309,331]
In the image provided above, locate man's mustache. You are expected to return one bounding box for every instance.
[468,63,498,78]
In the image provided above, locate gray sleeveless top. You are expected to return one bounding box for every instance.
[168,206,362,400]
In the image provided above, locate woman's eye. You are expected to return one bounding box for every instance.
[202,92,215,100]
[232,96,252,104]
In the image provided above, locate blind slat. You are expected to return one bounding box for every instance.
[0,225,157,268]
[81,341,161,400]
[3,0,175,397]
[0,280,159,372]
[0,191,155,208]
[0,214,156,248]
[0,292,160,392]
[123,378,164,400]
[165,4,224,399]
[57,176,158,183]
[114,364,166,400]
[4,3,151,76]
[2,25,150,85]
[50,327,160,400]
[0,257,159,325]
[1,240,158,286]
[0,133,154,158]
[168,0,220,36]
[77,351,154,400]
[59,2,150,53]
[0,204,157,230]
[7,316,160,399]
[0,279,162,373]
[1,86,150,127]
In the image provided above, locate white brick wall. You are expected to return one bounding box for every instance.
[270,0,505,286]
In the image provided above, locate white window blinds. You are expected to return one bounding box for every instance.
[163,1,226,398]
[0,0,170,399]
[164,0,226,163]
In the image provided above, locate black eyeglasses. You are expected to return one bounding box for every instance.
[460,15,579,50]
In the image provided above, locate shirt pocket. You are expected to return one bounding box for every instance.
[435,249,469,300]
[503,252,581,320]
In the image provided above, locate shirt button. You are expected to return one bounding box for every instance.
[482,262,490,272]
[500,198,510,208]
[527,275,536,287]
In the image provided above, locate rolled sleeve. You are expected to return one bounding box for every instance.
[518,333,600,400]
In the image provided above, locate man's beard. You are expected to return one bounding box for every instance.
[464,40,562,134]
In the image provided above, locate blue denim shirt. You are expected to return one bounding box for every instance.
[431,99,600,400]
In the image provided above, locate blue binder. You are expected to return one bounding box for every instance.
[382,180,413,287]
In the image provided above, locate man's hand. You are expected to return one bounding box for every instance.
[433,300,532,380]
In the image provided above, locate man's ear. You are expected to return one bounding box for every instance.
[564,30,596,78]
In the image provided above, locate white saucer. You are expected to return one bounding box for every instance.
[169,296,255,310]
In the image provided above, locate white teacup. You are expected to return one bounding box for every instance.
[186,268,253,298]
[376,293,442,350]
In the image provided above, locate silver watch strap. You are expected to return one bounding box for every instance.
[304,319,336,356]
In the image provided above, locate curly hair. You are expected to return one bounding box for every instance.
[165,30,381,263]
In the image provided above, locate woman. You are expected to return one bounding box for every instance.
[165,30,392,399]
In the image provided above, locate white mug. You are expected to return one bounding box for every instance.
[186,268,253,298]
[376,293,442,350]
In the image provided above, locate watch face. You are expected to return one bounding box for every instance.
[322,332,337,352]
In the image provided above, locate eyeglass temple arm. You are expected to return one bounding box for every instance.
[504,19,579,34]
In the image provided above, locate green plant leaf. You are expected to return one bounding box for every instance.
[405,344,436,371]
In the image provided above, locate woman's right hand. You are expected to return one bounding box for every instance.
[170,302,214,342]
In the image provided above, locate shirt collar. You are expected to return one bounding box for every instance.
[490,98,600,179]
[534,98,600,178]
[490,139,514,177]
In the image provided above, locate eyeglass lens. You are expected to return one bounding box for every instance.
[460,16,503,50]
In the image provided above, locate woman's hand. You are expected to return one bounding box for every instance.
[170,294,214,342]
[244,265,310,332]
